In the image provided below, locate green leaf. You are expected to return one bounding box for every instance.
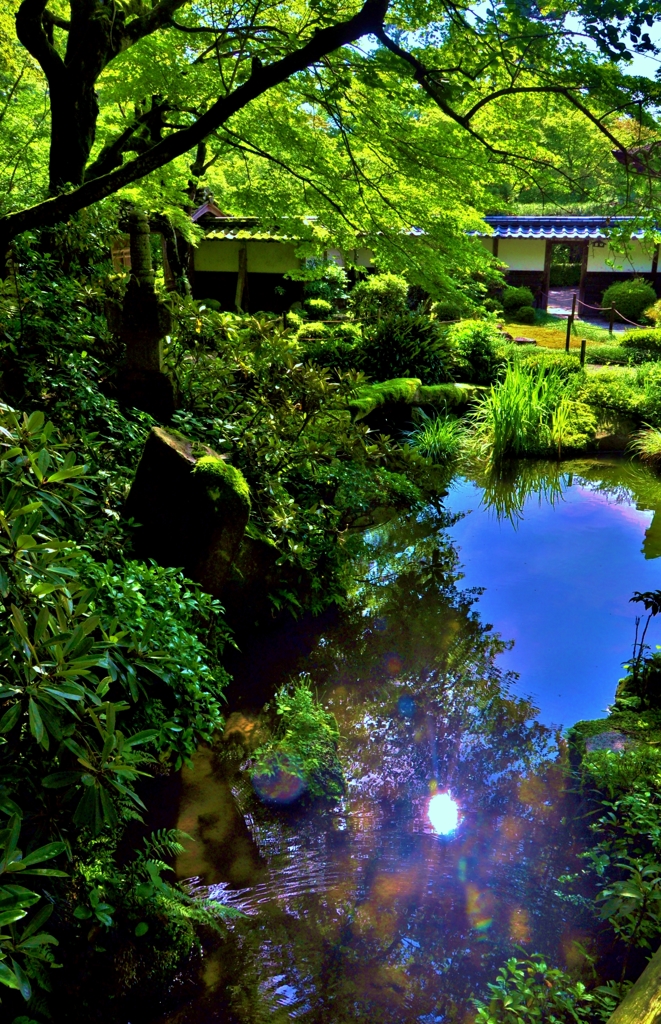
[26,412,45,434]
[42,772,84,789]
[73,906,92,920]
[0,907,28,926]
[16,842,65,869]
[28,698,44,745]
[134,921,149,936]
[11,957,31,1000]
[47,467,85,483]
[0,704,21,734]
[0,960,21,990]
[19,902,53,940]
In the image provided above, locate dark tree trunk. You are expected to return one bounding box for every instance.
[48,79,100,189]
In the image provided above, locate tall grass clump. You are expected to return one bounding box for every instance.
[630,425,661,468]
[407,412,465,463]
[469,364,594,465]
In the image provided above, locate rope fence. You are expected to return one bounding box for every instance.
[539,290,645,344]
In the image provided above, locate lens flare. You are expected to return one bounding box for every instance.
[428,792,459,835]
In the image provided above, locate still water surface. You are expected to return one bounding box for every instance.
[163,458,661,1024]
[445,458,661,726]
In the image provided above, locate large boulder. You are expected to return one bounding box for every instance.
[126,427,250,595]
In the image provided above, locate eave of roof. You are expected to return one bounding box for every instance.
[478,215,646,239]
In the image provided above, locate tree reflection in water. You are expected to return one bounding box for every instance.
[164,507,592,1024]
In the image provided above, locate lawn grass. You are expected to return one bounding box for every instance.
[504,317,616,350]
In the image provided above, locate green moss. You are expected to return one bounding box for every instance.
[567,709,661,751]
[193,455,251,515]
[349,378,480,421]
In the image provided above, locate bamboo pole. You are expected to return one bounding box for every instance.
[607,945,661,1024]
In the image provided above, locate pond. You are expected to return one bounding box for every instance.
[159,457,661,1024]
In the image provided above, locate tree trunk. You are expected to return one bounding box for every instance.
[48,78,99,189]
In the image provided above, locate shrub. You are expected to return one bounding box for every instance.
[447,318,503,385]
[349,273,409,321]
[586,344,637,366]
[502,285,535,312]
[469,364,595,463]
[473,953,619,1024]
[621,327,661,352]
[251,676,344,801]
[431,295,475,321]
[602,279,657,324]
[304,297,333,319]
[358,313,453,384]
[483,297,504,313]
[407,412,465,463]
[515,305,536,324]
[516,348,583,380]
[630,426,661,468]
[644,298,661,324]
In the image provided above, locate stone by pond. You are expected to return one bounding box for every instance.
[157,456,661,1023]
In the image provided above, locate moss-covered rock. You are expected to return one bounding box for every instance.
[348,377,481,430]
[126,427,250,596]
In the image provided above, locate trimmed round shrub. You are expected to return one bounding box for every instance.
[447,318,503,385]
[502,285,535,312]
[602,279,657,324]
[515,305,536,325]
[621,327,661,353]
[349,273,409,322]
[304,297,333,319]
[483,298,504,313]
[431,296,475,322]
[358,313,453,384]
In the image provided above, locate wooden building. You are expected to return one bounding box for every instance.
[479,215,661,310]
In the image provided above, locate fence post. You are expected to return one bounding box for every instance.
[580,337,587,367]
[565,292,576,352]
[610,303,615,335]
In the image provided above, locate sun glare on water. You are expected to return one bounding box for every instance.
[428,792,460,835]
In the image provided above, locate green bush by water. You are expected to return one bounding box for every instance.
[602,279,657,323]
[630,425,661,468]
[468,363,595,464]
[407,412,465,463]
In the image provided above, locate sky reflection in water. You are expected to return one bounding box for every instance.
[165,479,609,1024]
[445,458,661,726]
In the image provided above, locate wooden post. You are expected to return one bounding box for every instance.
[606,943,661,1023]
[580,337,587,366]
[235,241,247,312]
[542,240,553,312]
[565,293,576,352]
[610,303,615,335]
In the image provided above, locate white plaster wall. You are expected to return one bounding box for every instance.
[194,239,300,273]
[587,239,654,274]
[479,237,495,255]
[497,238,546,271]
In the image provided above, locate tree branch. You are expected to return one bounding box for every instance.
[375,28,628,166]
[15,0,66,81]
[0,0,389,248]
[120,0,194,49]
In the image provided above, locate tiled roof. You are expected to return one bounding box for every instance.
[481,215,645,239]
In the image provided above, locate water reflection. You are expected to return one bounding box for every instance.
[446,457,661,724]
[161,506,590,1024]
[427,792,460,835]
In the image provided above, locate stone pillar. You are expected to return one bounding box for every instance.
[112,209,176,421]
